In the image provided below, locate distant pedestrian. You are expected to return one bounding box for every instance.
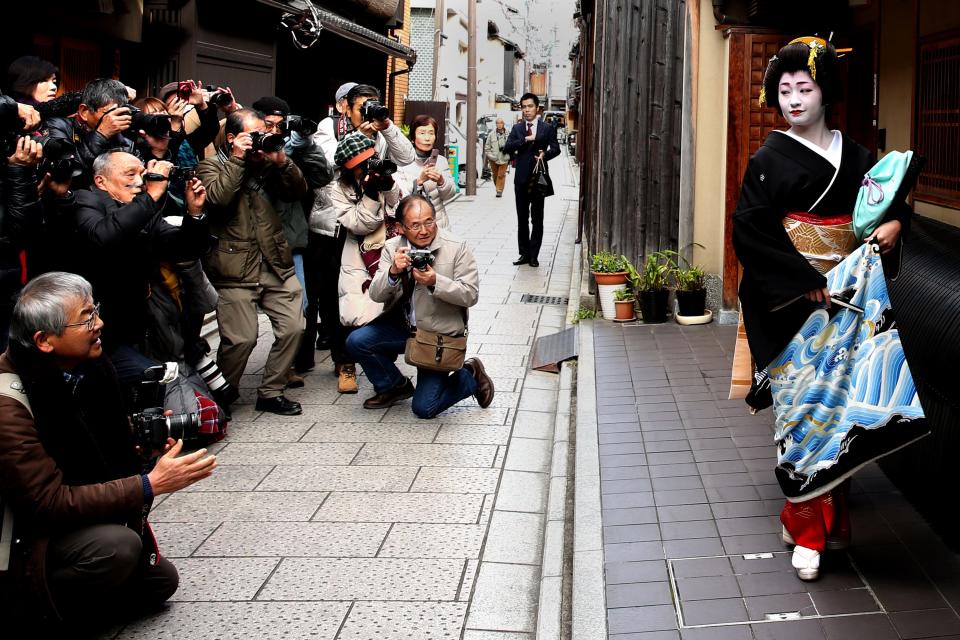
[504,93,560,268]
[484,117,510,197]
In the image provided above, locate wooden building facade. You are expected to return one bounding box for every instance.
[572,0,687,265]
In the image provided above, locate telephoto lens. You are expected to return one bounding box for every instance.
[249,131,286,154]
[196,354,240,406]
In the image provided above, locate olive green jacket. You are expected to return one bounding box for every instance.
[197,150,308,287]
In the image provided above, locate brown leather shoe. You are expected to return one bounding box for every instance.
[362,378,415,409]
[464,358,495,408]
[338,363,358,394]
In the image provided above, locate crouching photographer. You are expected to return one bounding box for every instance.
[0,273,217,634]
[347,194,495,418]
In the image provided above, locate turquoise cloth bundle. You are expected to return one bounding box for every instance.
[853,150,914,241]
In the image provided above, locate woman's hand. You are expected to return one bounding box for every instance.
[864,220,902,254]
[803,286,831,308]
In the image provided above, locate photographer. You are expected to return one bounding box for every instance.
[0,272,216,633]
[396,114,455,229]
[73,150,211,385]
[6,55,58,105]
[329,132,405,394]
[44,78,136,189]
[311,83,414,392]
[0,134,76,349]
[197,109,307,416]
[158,80,238,160]
[252,95,334,384]
[347,194,494,418]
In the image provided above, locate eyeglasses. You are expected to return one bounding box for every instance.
[63,302,101,332]
[403,219,437,232]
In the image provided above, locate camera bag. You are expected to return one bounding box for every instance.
[405,329,468,373]
[0,373,32,572]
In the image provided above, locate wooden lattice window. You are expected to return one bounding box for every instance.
[915,31,960,209]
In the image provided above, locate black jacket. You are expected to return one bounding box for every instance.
[73,188,211,351]
[44,116,135,190]
[504,119,561,187]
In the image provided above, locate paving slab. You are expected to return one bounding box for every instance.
[586,321,960,640]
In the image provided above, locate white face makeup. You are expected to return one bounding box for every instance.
[778,70,826,129]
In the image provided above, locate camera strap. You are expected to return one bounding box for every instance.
[0,373,31,572]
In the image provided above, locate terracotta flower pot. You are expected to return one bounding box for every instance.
[592,271,628,286]
[614,298,636,321]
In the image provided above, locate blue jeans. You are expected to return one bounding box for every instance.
[346,314,477,419]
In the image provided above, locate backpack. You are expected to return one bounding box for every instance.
[0,372,32,571]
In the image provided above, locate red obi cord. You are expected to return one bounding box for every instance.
[785,212,853,226]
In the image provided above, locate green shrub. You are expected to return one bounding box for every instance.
[590,251,629,273]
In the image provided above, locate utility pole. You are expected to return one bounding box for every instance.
[466,0,477,195]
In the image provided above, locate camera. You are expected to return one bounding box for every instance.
[366,156,397,177]
[177,81,193,101]
[249,131,286,154]
[169,166,197,182]
[36,137,83,183]
[205,85,233,108]
[130,364,201,451]
[408,248,435,271]
[282,115,318,136]
[125,104,172,138]
[360,100,389,122]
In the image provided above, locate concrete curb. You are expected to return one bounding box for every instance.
[571,319,607,640]
[535,361,574,639]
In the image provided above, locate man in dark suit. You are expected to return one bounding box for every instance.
[504,93,561,268]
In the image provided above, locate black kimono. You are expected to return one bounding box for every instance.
[732,131,910,369]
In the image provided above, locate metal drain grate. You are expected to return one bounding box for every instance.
[520,294,569,305]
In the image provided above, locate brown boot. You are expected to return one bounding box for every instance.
[286,368,305,389]
[337,363,359,394]
[362,378,415,409]
[464,358,495,408]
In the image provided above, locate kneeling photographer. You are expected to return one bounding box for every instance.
[347,194,495,418]
[331,132,404,396]
[0,273,216,633]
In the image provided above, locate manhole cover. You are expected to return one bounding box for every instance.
[667,552,882,629]
[520,294,569,305]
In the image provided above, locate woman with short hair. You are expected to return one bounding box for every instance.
[396,114,456,229]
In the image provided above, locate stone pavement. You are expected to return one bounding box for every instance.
[98,154,580,639]
[578,320,960,640]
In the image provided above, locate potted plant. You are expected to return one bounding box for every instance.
[670,246,712,324]
[612,287,637,322]
[590,250,629,285]
[631,252,672,324]
[674,264,707,316]
[591,251,629,319]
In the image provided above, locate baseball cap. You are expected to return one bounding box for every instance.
[335,82,358,102]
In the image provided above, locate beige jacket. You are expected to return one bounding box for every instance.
[330,178,403,327]
[368,230,479,337]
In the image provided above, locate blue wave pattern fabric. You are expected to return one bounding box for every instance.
[769,242,928,501]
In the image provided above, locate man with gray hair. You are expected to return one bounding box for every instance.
[73,149,211,386]
[0,272,216,633]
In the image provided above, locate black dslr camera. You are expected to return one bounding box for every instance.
[249,131,286,154]
[205,85,233,108]
[169,166,197,181]
[36,137,83,183]
[366,156,397,177]
[282,115,318,136]
[125,104,172,138]
[130,364,201,451]
[360,100,389,122]
[408,249,435,271]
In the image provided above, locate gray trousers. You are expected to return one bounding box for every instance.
[47,523,178,623]
[215,262,304,399]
